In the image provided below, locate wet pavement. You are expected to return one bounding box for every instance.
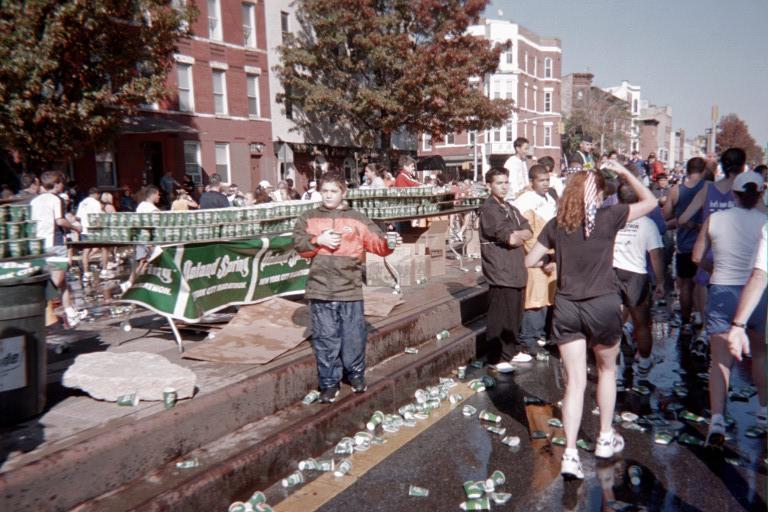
[263,308,767,512]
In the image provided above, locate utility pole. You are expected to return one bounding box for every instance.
[711,104,719,155]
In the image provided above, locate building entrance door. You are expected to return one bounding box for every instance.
[142,142,164,186]
[250,155,261,190]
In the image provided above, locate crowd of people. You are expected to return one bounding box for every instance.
[480,141,766,480]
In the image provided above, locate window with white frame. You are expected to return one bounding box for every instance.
[493,80,501,99]
[533,87,538,111]
[215,143,230,182]
[505,80,514,100]
[171,0,188,29]
[212,70,227,114]
[493,127,501,142]
[505,50,513,64]
[524,84,528,109]
[505,119,513,142]
[446,133,455,145]
[532,123,537,146]
[544,126,552,146]
[533,58,538,77]
[423,133,432,151]
[524,50,528,72]
[95,150,116,187]
[247,74,260,117]
[469,131,476,145]
[544,57,553,78]
[183,141,202,184]
[281,11,289,35]
[207,0,222,40]
[633,98,639,114]
[176,63,194,112]
[544,91,552,112]
[242,3,256,47]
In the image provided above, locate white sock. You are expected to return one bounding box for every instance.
[638,356,652,369]
[599,430,613,440]
[711,413,724,425]
[564,447,578,458]
[65,306,77,315]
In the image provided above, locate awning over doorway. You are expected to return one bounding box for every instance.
[120,115,198,135]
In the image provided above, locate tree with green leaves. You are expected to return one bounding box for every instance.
[0,1,196,172]
[276,0,513,154]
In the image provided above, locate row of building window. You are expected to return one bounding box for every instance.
[202,0,291,47]
[176,64,261,117]
[501,50,554,79]
[491,81,553,113]
[183,141,231,184]
[422,124,554,151]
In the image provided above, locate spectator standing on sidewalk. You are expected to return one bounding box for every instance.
[570,135,596,170]
[538,156,564,197]
[14,172,40,202]
[479,168,533,370]
[503,137,530,201]
[525,161,656,479]
[293,172,399,403]
[394,155,421,187]
[693,171,766,446]
[31,171,87,327]
[513,165,558,354]
[198,173,230,209]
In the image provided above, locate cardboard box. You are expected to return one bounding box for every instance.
[365,244,416,288]
[415,220,449,276]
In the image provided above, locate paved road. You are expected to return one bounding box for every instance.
[264,316,766,511]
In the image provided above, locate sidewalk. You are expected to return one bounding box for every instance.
[1,259,489,511]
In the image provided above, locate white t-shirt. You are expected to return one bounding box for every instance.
[753,222,767,273]
[136,201,159,213]
[710,207,766,285]
[550,174,564,197]
[613,216,663,274]
[31,192,63,249]
[513,190,557,223]
[75,196,103,234]
[503,155,528,201]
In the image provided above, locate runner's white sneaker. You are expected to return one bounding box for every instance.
[494,362,516,373]
[510,352,533,363]
[561,452,584,479]
[595,429,625,459]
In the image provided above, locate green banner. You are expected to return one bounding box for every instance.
[121,235,310,322]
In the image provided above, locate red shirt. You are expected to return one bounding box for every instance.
[394,170,421,187]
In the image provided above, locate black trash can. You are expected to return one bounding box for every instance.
[0,273,49,426]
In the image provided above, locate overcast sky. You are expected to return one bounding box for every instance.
[488,0,768,146]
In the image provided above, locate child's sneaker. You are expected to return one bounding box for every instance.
[560,452,584,479]
[595,429,625,459]
[319,386,340,403]
[349,377,367,393]
[706,414,726,447]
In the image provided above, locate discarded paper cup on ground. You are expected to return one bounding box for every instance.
[163,387,177,409]
[117,393,139,407]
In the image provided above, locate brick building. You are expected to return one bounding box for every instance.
[418,19,562,180]
[75,0,275,196]
[639,103,674,167]
[561,72,632,157]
